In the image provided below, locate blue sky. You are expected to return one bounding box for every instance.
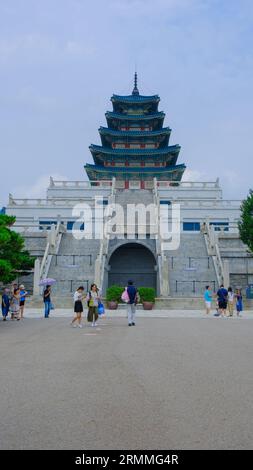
[0,0,252,204]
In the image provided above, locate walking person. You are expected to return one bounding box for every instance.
[127,280,137,326]
[19,284,28,319]
[216,284,228,317]
[204,285,212,314]
[43,285,52,318]
[86,283,100,327]
[10,288,21,320]
[235,289,243,317]
[1,288,10,321]
[71,286,85,328]
[227,287,235,317]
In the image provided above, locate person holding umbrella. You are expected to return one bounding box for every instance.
[43,285,52,318]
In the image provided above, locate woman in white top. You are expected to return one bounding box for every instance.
[227,287,235,317]
[71,286,85,328]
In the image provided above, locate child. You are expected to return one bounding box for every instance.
[235,289,243,317]
[1,288,10,321]
[204,285,212,315]
[71,286,85,328]
[227,287,235,317]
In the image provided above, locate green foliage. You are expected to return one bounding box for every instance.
[0,214,35,283]
[238,189,253,253]
[106,285,124,302]
[138,287,156,303]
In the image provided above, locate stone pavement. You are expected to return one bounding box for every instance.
[1,312,253,450]
[16,307,253,319]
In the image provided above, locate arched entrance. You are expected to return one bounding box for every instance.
[108,243,157,291]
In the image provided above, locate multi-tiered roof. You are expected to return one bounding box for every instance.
[85,74,186,187]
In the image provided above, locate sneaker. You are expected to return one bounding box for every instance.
[132,322,135,326]
[128,324,132,327]
[72,324,77,328]
[78,324,83,328]
[94,322,98,327]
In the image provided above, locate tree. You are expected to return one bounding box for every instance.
[238,189,253,253]
[0,214,35,283]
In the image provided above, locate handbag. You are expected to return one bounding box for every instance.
[98,302,105,315]
[50,302,55,310]
[121,288,130,303]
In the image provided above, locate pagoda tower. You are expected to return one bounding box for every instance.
[85,74,186,189]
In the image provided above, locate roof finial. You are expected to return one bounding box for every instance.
[132,71,139,95]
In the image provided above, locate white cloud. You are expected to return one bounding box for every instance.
[0,35,95,63]
[182,168,208,182]
[11,174,68,199]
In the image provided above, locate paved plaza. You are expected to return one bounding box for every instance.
[1,310,253,450]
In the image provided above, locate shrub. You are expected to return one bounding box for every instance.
[106,285,124,302]
[138,287,156,303]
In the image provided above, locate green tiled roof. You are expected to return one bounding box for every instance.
[99,127,171,138]
[111,94,160,103]
[105,111,165,120]
[89,144,180,156]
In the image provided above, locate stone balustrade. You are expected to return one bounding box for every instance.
[158,180,220,189]
[49,179,112,188]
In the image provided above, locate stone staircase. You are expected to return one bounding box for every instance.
[218,233,253,290]
[47,233,100,297]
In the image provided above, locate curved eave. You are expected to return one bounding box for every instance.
[111,94,160,104]
[105,111,165,121]
[99,126,171,138]
[85,164,186,181]
[89,144,180,157]
[85,163,185,172]
[93,153,178,166]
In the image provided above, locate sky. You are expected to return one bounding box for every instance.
[0,0,252,205]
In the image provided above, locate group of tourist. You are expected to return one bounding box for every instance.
[1,284,28,321]
[204,284,243,317]
[70,280,138,327]
[1,280,244,323]
[71,283,101,328]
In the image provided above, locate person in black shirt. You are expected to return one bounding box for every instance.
[43,285,51,318]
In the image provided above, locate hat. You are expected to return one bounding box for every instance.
[19,284,25,289]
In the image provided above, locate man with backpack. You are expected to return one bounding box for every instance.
[127,280,137,327]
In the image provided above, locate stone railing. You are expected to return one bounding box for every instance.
[157,179,221,189]
[8,197,100,207]
[94,178,116,292]
[179,199,241,208]
[39,219,64,280]
[153,178,170,296]
[203,222,225,286]
[49,178,112,188]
